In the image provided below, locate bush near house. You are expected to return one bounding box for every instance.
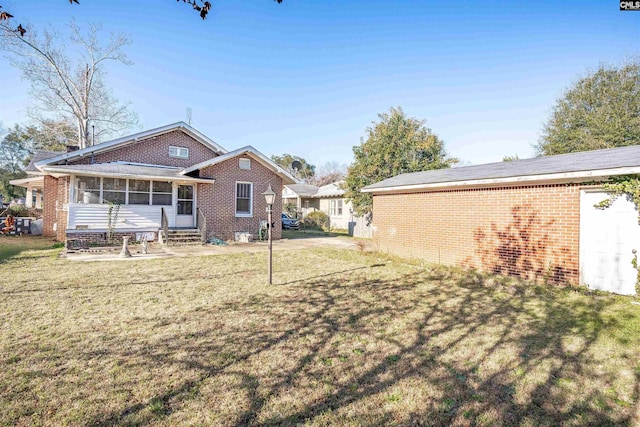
[303,210,329,231]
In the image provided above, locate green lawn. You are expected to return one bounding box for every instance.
[1,237,639,426]
[282,229,349,239]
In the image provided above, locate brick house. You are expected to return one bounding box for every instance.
[12,122,295,243]
[362,145,640,296]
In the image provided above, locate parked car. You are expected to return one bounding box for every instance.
[281,213,300,230]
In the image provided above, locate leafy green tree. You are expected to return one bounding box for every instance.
[271,154,315,181]
[0,126,28,201]
[536,61,640,156]
[0,124,32,172]
[345,107,457,217]
[503,154,520,162]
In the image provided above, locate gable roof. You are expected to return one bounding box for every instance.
[284,181,345,198]
[285,184,319,197]
[362,144,640,194]
[315,181,345,198]
[25,149,65,172]
[182,146,297,184]
[35,122,227,168]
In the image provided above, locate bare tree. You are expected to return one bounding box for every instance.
[0,21,139,148]
[309,161,348,187]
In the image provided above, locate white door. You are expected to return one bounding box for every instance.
[581,190,640,295]
[176,185,195,228]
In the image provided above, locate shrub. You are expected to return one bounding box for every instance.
[6,205,29,217]
[304,211,329,231]
[283,203,299,218]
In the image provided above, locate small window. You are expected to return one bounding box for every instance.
[330,199,343,216]
[239,158,251,170]
[169,146,189,159]
[236,182,253,216]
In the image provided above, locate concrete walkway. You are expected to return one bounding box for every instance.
[64,236,362,262]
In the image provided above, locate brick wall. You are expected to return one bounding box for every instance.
[69,130,218,168]
[56,176,70,241]
[372,184,582,284]
[42,175,58,237]
[42,175,70,241]
[198,155,283,241]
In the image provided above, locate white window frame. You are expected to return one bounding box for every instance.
[72,175,175,206]
[330,199,343,217]
[169,145,189,159]
[235,181,253,217]
[239,158,251,170]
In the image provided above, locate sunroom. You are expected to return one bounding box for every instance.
[42,163,214,236]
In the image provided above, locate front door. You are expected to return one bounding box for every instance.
[176,185,194,228]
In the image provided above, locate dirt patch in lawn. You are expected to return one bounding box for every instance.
[1,241,639,426]
[62,236,362,261]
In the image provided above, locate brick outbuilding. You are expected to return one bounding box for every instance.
[362,146,640,295]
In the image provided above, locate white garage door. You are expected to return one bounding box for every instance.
[581,190,640,296]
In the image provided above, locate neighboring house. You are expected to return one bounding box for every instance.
[362,145,640,296]
[282,180,368,233]
[10,122,295,243]
[314,181,352,230]
[282,184,320,215]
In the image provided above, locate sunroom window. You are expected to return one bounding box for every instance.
[102,178,126,204]
[152,181,173,205]
[129,180,150,205]
[75,176,100,204]
[73,176,174,206]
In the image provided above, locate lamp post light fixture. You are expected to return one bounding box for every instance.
[262,184,276,284]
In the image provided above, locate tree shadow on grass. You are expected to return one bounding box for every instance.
[62,261,639,426]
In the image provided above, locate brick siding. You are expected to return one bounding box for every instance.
[42,175,70,240]
[198,155,283,241]
[372,184,582,284]
[42,175,57,237]
[69,130,218,168]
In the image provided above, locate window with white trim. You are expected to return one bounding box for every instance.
[73,176,174,206]
[169,146,189,159]
[330,199,343,216]
[235,182,253,216]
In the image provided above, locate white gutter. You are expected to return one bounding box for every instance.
[361,166,640,194]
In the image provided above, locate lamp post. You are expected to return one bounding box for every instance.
[262,184,276,284]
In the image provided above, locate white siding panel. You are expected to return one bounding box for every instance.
[68,204,175,230]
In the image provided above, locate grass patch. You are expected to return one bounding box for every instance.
[282,229,349,239]
[0,237,639,425]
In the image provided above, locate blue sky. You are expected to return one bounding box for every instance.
[0,0,638,167]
